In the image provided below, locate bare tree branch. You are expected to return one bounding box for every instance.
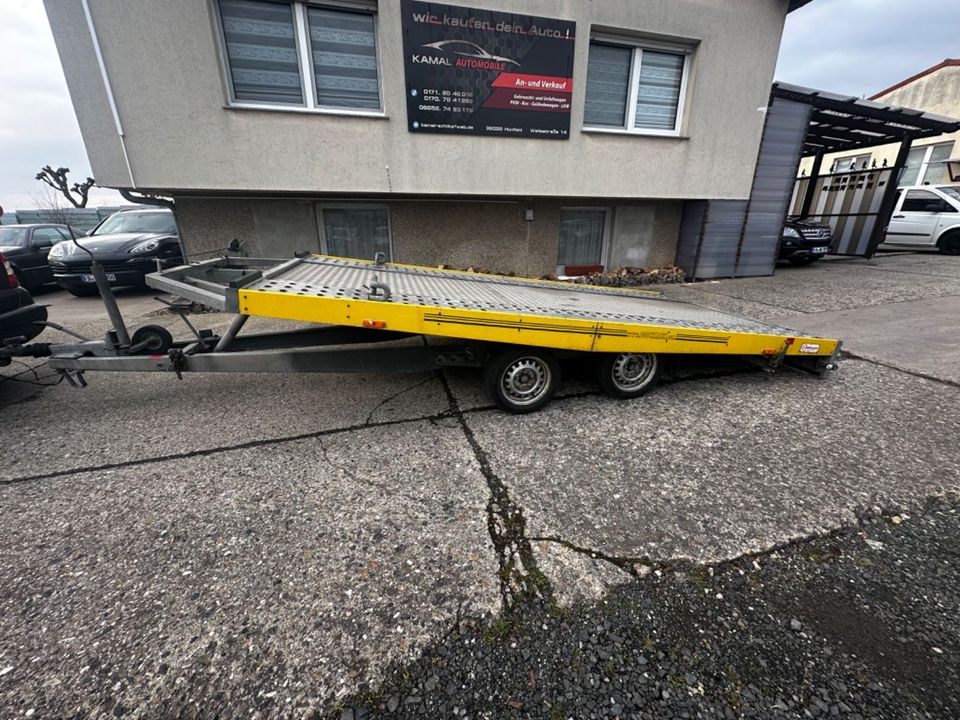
[34,166,95,208]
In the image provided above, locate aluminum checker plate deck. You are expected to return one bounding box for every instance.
[235,256,840,357]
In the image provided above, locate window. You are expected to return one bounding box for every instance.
[900,142,955,186]
[901,189,942,213]
[831,154,872,173]
[216,0,381,113]
[584,40,689,135]
[318,206,391,260]
[0,227,28,248]
[557,209,609,272]
[92,211,177,236]
[31,228,65,248]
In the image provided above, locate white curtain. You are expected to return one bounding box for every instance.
[634,50,684,131]
[219,0,303,105]
[558,210,606,266]
[307,7,380,109]
[322,208,390,260]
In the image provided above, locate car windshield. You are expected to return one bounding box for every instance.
[938,186,960,202]
[92,211,176,236]
[0,227,29,247]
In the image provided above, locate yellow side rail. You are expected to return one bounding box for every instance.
[238,289,840,358]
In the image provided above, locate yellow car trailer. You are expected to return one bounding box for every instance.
[5,254,841,413]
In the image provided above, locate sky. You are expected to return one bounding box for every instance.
[1,0,959,212]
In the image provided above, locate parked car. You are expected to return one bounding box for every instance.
[879,185,960,255]
[0,224,87,290]
[48,208,182,296]
[0,253,47,364]
[778,218,833,265]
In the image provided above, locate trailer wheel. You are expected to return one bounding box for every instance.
[484,348,560,414]
[598,352,660,399]
[132,324,173,354]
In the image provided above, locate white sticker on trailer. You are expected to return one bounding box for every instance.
[800,343,820,354]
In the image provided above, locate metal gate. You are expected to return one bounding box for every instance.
[789,166,897,256]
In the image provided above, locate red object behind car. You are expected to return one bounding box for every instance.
[0,253,47,355]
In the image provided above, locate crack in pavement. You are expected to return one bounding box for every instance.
[363,376,438,425]
[316,436,441,509]
[437,370,554,613]
[840,350,960,389]
[1,411,454,487]
[1,365,778,489]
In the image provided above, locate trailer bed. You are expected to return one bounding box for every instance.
[149,255,839,358]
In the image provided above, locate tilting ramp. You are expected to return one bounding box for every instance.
[219,256,838,358]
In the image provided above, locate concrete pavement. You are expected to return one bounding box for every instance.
[1,253,958,716]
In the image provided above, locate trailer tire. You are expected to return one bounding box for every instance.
[598,352,660,399]
[132,324,174,354]
[484,347,560,414]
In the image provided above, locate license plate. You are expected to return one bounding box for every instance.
[80,273,116,283]
[812,246,829,254]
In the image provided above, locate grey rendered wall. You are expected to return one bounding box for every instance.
[174,197,680,276]
[44,0,789,201]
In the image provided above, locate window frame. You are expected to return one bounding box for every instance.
[211,0,385,118]
[315,203,393,260]
[556,206,612,275]
[582,36,691,138]
[899,141,956,187]
[831,153,872,173]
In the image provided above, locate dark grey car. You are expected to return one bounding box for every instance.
[0,224,87,290]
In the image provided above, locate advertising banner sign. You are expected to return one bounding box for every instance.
[400,0,576,139]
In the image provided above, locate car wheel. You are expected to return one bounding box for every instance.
[66,286,100,297]
[788,256,820,266]
[484,347,560,414]
[938,232,960,255]
[598,352,660,399]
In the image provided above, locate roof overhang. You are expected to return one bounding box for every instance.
[787,0,815,11]
[772,82,960,155]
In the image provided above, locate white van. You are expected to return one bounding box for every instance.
[880,185,960,255]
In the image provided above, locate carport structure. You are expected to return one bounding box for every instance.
[676,82,960,280]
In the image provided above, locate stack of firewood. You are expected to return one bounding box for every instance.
[572,265,686,287]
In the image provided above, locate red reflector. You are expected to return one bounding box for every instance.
[363,319,387,329]
[761,348,777,356]
[785,337,795,345]
[0,254,17,289]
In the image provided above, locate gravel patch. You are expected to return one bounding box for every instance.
[337,499,960,719]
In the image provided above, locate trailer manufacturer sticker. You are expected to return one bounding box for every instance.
[800,343,821,353]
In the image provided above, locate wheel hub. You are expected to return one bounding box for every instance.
[501,357,550,406]
[611,353,656,391]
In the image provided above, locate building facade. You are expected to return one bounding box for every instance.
[45,0,806,275]
[799,59,960,187]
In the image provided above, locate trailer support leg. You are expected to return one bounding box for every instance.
[92,260,131,348]
[214,314,249,352]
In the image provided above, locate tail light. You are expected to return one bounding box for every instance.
[0,254,18,289]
